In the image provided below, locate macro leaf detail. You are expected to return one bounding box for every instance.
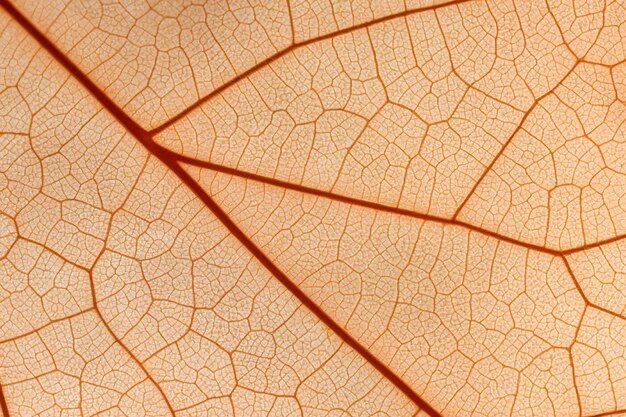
[1,1,626,417]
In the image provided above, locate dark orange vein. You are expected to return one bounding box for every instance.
[149,0,475,135]
[452,59,581,220]
[451,100,539,220]
[587,409,626,417]
[88,271,177,416]
[0,1,443,415]
[562,255,626,325]
[0,2,149,139]
[563,232,626,255]
[174,152,563,257]
[176,150,626,256]
[167,159,444,417]
[0,380,9,417]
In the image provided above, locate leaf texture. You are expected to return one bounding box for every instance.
[1,0,626,416]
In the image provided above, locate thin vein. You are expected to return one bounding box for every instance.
[0,2,443,415]
[88,271,177,416]
[452,59,581,220]
[174,151,564,257]
[7,1,626,415]
[173,149,626,256]
[167,159,444,417]
[148,0,476,135]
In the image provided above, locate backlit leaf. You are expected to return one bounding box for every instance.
[1,0,626,416]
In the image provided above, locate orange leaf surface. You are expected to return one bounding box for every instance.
[1,0,626,416]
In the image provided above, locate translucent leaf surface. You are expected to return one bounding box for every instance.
[1,0,626,416]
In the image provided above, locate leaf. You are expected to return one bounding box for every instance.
[1,0,626,416]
